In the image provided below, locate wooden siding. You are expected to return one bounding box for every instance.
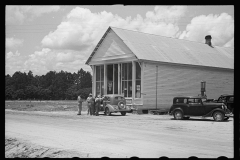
[89,30,136,65]
[142,62,234,110]
[142,63,157,109]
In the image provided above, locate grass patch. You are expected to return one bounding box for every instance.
[5,100,88,112]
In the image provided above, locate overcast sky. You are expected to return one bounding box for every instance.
[6,5,234,76]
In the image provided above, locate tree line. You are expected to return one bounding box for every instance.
[5,68,92,100]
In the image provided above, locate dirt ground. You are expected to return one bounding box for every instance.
[5,107,234,158]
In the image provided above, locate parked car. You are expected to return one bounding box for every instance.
[214,94,234,113]
[99,94,135,116]
[169,96,231,121]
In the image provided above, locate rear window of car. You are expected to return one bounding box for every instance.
[104,96,110,101]
[175,98,187,104]
[115,96,124,101]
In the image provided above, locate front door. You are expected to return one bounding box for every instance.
[107,64,119,94]
[187,98,205,116]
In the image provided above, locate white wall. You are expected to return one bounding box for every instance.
[142,61,234,110]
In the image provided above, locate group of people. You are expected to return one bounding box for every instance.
[77,93,104,116]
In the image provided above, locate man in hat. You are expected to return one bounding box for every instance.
[86,93,94,115]
[94,94,102,116]
[77,94,83,115]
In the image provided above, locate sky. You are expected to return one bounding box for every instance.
[5,5,234,76]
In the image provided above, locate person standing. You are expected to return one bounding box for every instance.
[95,94,102,116]
[86,93,94,116]
[77,95,83,115]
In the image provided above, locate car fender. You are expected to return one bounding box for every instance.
[203,108,225,117]
[105,104,116,112]
[171,107,185,115]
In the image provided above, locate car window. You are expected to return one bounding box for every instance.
[176,99,182,103]
[187,98,202,104]
[104,97,110,101]
[195,99,201,104]
[201,98,207,102]
[184,99,187,103]
[188,98,194,104]
[115,96,124,101]
[229,97,234,102]
[219,97,226,102]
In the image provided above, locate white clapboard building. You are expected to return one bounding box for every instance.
[85,27,234,112]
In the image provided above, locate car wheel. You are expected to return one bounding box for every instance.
[213,111,224,121]
[105,108,111,116]
[121,112,126,116]
[173,110,183,120]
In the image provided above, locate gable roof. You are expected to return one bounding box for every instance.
[86,27,234,69]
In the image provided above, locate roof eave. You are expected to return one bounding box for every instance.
[139,59,233,70]
[85,27,112,65]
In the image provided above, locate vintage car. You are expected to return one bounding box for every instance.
[99,94,134,116]
[169,96,231,121]
[214,94,234,113]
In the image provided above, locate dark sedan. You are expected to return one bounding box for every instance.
[169,96,231,121]
[214,94,234,113]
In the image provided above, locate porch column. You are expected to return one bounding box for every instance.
[104,64,107,95]
[91,65,96,97]
[118,63,121,95]
[132,61,136,101]
[141,62,144,99]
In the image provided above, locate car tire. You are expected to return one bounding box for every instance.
[173,110,183,120]
[213,111,224,121]
[121,112,126,116]
[105,108,111,116]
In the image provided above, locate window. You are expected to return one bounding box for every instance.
[175,98,186,104]
[184,99,187,103]
[121,63,132,97]
[229,97,234,102]
[96,65,104,96]
[135,62,141,98]
[107,64,119,94]
[107,65,113,94]
[188,99,194,104]
[115,96,124,101]
[114,64,118,94]
[195,99,201,104]
[219,97,226,102]
[188,98,201,104]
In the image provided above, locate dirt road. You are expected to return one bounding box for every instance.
[5,109,233,158]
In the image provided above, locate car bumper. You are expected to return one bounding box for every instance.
[112,109,132,113]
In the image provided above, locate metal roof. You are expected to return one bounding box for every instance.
[86,27,234,69]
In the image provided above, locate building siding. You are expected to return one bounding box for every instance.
[142,61,234,110]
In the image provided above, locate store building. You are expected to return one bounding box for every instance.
[85,27,234,112]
